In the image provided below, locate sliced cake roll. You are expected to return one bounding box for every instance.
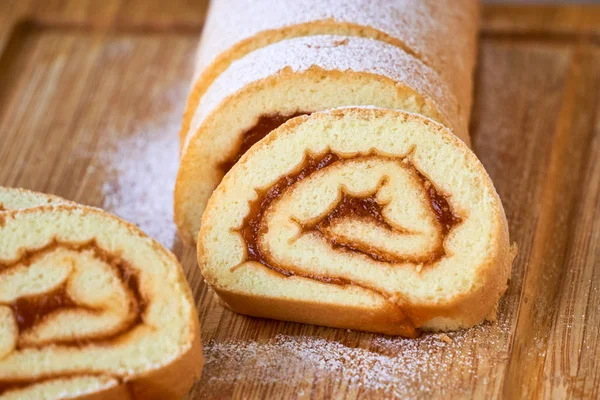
[0,188,202,399]
[181,0,478,146]
[198,108,514,336]
[176,35,468,244]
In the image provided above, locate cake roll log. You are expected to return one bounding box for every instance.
[0,188,202,400]
[176,35,467,244]
[198,108,514,336]
[181,0,478,145]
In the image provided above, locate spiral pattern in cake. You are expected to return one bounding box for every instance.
[0,188,202,400]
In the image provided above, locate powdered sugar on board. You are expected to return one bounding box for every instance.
[200,318,514,398]
[99,84,185,249]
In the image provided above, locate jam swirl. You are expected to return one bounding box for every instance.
[235,149,462,336]
[0,241,146,395]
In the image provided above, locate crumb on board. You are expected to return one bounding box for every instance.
[437,333,453,344]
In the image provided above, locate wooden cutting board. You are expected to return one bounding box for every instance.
[0,1,599,399]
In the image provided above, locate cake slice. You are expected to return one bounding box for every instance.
[198,108,515,336]
[0,187,203,400]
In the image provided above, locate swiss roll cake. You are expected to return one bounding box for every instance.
[181,0,478,146]
[198,108,514,336]
[0,188,202,400]
[175,35,469,244]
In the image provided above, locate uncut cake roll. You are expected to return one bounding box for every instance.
[180,0,478,146]
[198,108,514,336]
[0,187,202,399]
[176,35,470,244]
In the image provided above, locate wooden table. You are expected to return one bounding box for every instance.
[0,2,599,399]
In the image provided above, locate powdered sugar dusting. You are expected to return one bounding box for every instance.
[184,35,463,152]
[195,0,477,102]
[182,0,478,149]
[200,319,512,397]
[100,85,185,249]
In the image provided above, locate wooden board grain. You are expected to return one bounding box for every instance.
[0,2,598,399]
